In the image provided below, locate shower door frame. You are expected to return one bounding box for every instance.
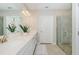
[56,16,64,45]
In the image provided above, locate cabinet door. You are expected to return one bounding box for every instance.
[23,38,37,55]
[17,36,37,55]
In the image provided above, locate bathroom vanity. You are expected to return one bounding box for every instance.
[0,31,37,55]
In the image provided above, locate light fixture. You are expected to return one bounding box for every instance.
[8,7,12,9]
[25,10,31,16]
[22,10,28,16]
[22,8,31,16]
[45,6,48,8]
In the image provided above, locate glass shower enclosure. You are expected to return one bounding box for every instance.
[56,16,72,55]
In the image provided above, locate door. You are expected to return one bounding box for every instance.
[38,16,54,43]
[0,16,3,35]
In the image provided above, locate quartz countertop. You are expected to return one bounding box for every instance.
[0,31,37,55]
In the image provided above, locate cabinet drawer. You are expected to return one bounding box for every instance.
[17,36,37,55]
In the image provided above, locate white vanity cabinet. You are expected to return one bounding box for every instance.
[17,33,37,55]
[0,31,37,55]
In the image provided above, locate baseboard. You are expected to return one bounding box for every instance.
[40,42,56,44]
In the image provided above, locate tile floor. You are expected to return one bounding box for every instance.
[34,43,66,55]
[58,43,72,55]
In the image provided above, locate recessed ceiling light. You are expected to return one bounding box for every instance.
[45,6,48,8]
[8,7,12,9]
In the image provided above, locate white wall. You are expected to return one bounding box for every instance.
[31,10,71,16]
[21,13,37,31]
[0,11,21,16]
[72,3,79,55]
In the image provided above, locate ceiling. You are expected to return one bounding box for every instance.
[0,3,23,11]
[25,3,72,11]
[0,3,72,11]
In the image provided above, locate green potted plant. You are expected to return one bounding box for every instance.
[19,24,29,35]
[7,24,16,33]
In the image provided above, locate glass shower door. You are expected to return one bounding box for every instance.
[56,16,72,55]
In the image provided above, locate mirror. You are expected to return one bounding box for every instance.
[0,16,4,35]
[0,16,22,36]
